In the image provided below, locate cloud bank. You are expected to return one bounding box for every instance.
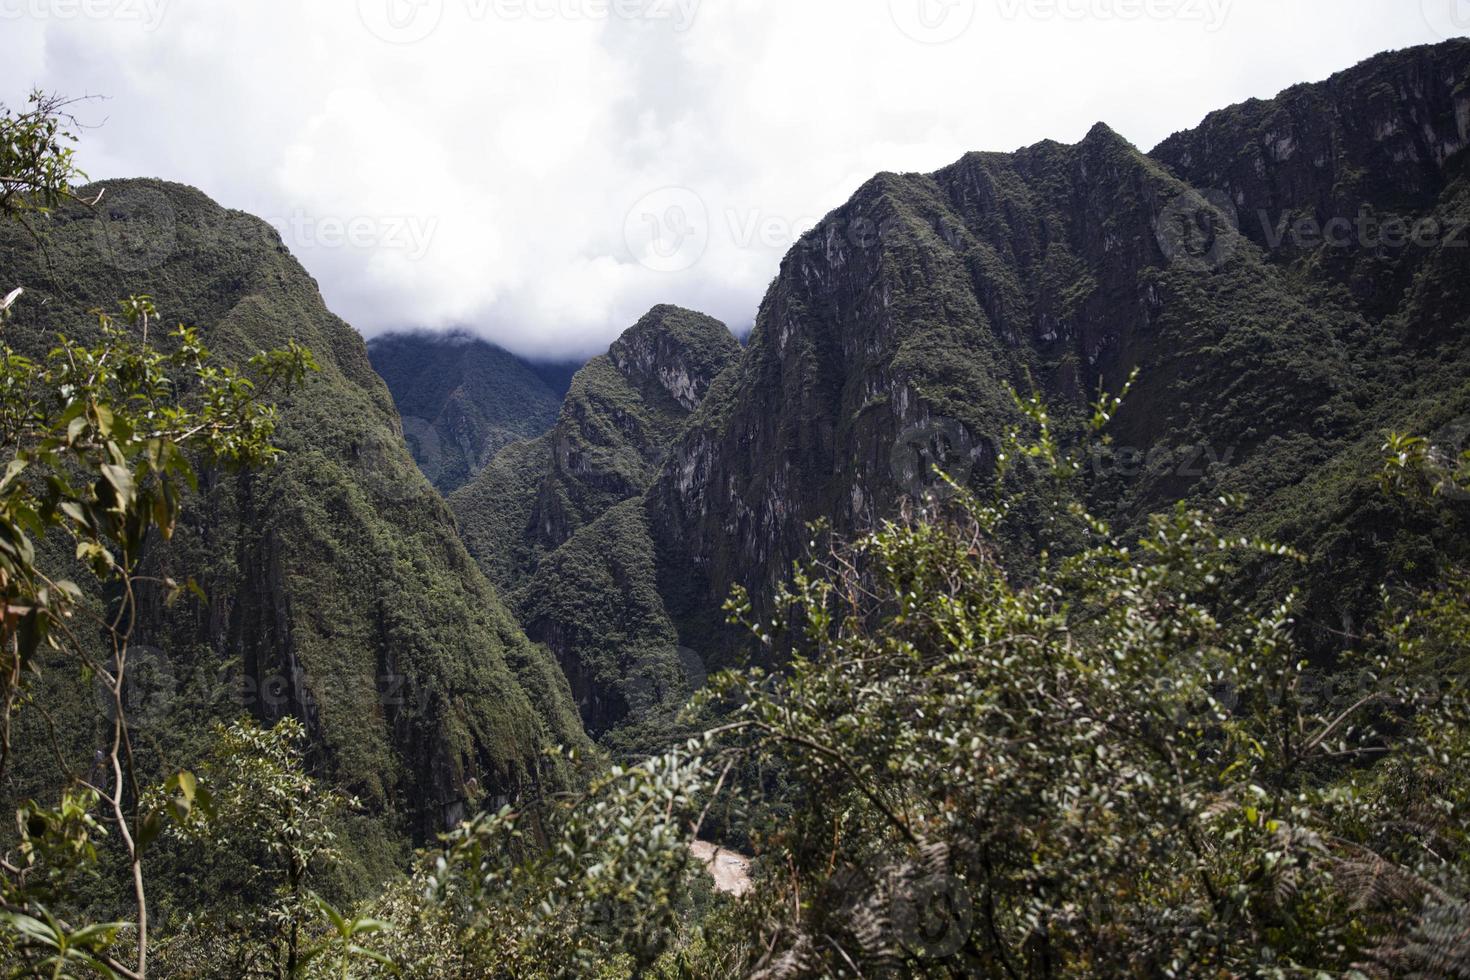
[0,0,1461,359]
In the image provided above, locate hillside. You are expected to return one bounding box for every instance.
[450,305,739,733]
[483,41,1470,747]
[0,179,588,862]
[367,331,573,494]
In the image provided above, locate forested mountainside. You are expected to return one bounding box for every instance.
[7,33,1470,979]
[449,305,739,734]
[367,331,573,494]
[442,39,1470,743]
[0,179,587,864]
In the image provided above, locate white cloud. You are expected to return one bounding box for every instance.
[0,0,1460,359]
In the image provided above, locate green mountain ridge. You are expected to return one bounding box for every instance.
[458,40,1470,742]
[449,305,739,734]
[0,179,588,857]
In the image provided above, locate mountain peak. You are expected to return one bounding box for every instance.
[609,306,739,412]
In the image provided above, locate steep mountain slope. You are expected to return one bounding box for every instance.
[504,41,1470,731]
[1147,39,1470,637]
[649,122,1367,652]
[450,306,739,734]
[451,305,739,594]
[0,179,587,850]
[367,331,572,494]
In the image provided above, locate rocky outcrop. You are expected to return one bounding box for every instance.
[450,305,739,737]
[641,40,1470,671]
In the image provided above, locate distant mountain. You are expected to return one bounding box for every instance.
[368,332,576,494]
[474,40,1470,742]
[450,305,740,734]
[0,180,587,853]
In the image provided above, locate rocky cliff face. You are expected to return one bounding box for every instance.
[639,40,1470,672]
[1152,40,1470,325]
[0,180,587,844]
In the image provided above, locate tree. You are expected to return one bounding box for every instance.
[690,391,1470,976]
[1,93,314,979]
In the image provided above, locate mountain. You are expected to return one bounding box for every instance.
[454,40,1470,743]
[450,305,740,734]
[0,179,588,860]
[685,41,1470,650]
[367,332,573,494]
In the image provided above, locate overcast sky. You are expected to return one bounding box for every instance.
[1,0,1463,359]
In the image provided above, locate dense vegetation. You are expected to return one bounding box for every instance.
[367,332,573,495]
[5,39,1470,979]
[450,306,739,737]
[0,94,588,909]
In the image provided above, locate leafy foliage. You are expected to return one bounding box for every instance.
[687,401,1470,976]
[0,91,88,228]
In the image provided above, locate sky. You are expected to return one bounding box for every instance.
[1,0,1465,360]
